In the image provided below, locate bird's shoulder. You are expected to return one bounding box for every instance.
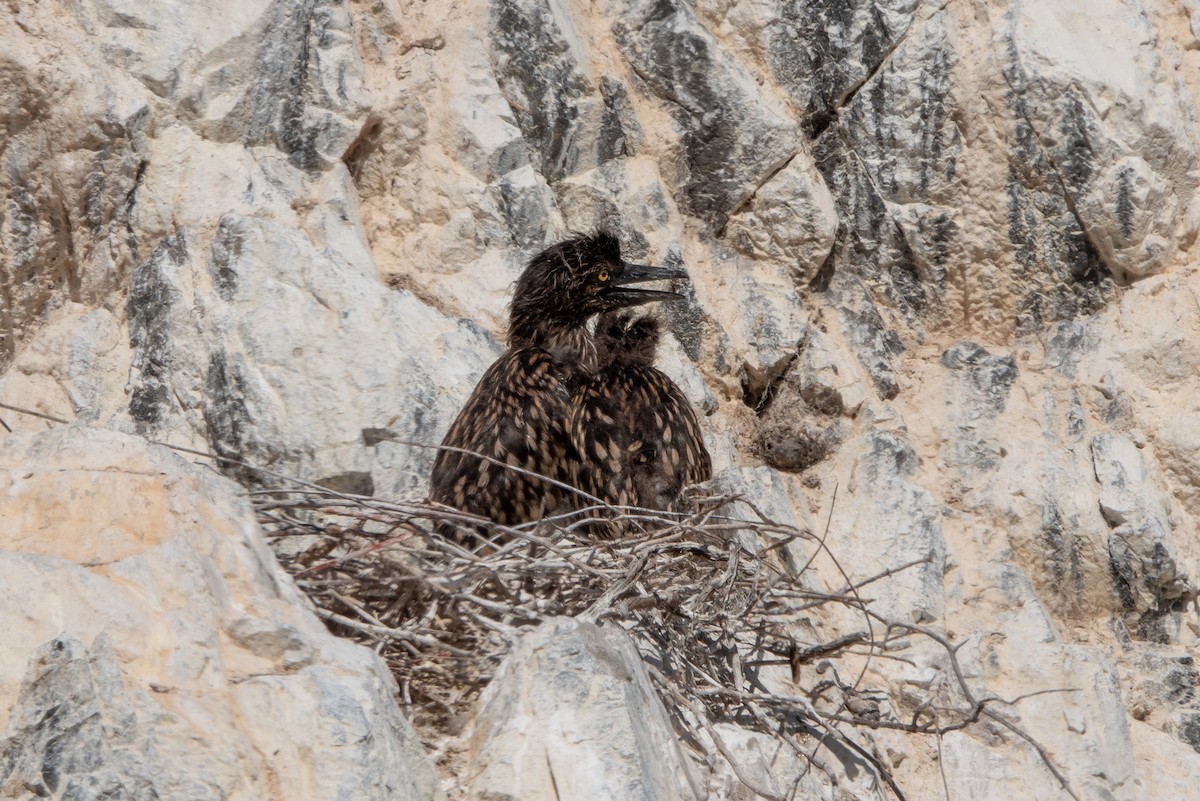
[484,347,567,389]
[450,347,574,422]
[590,362,710,471]
[575,362,684,410]
[447,347,571,432]
[569,362,682,456]
[431,346,580,516]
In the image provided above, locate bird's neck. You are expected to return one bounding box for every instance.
[509,320,598,374]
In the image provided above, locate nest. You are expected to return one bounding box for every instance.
[253,480,1078,801]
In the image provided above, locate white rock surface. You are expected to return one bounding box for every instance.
[0,427,436,801]
[121,210,497,498]
[4,0,1200,799]
[464,618,700,801]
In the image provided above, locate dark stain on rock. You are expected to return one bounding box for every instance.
[613,0,793,230]
[277,2,321,171]
[1178,713,1200,754]
[1108,535,1138,613]
[889,223,928,316]
[940,342,1018,415]
[209,217,243,301]
[1056,89,1095,192]
[599,76,641,160]
[127,233,188,430]
[864,431,919,480]
[805,20,959,334]
[1039,502,1086,601]
[203,350,263,477]
[916,45,953,193]
[223,0,350,171]
[660,247,705,363]
[490,0,591,183]
[1041,503,1067,586]
[924,211,956,272]
[497,174,551,249]
[767,0,912,131]
[808,240,838,292]
[1134,607,1173,645]
[1006,176,1114,337]
[1115,163,1135,240]
[1165,661,1198,707]
[1002,47,1117,329]
[121,159,149,262]
[1043,321,1087,377]
[832,275,903,399]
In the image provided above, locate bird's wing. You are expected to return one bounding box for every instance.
[569,363,712,513]
[430,348,576,525]
[568,370,638,508]
[632,366,712,492]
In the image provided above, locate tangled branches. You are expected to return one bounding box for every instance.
[253,479,1078,801]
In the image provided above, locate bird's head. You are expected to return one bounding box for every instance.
[508,231,687,348]
[595,312,661,367]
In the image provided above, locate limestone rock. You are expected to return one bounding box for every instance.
[0,427,436,801]
[1007,0,1198,281]
[754,327,871,473]
[489,0,632,183]
[939,645,1137,801]
[815,0,1198,338]
[938,342,1019,476]
[121,210,497,497]
[5,0,1200,799]
[613,0,798,231]
[1092,433,1192,637]
[724,153,837,283]
[824,431,946,625]
[726,0,919,132]
[464,618,700,801]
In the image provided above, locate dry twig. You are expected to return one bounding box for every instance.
[250,480,1075,801]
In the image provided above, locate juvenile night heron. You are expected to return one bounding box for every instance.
[429,231,688,534]
[569,311,712,522]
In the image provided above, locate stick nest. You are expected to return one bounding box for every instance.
[255,486,1073,801]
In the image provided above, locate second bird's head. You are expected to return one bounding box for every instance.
[508,231,688,347]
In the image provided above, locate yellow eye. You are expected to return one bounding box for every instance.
[597,269,610,282]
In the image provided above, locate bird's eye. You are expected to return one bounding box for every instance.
[597,269,610,282]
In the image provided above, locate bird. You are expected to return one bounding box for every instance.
[429,231,689,539]
[568,311,712,527]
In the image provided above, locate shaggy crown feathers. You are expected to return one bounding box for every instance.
[507,231,623,348]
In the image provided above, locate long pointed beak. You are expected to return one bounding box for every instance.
[615,262,690,285]
[604,262,690,308]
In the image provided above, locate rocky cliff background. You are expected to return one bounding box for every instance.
[3,0,1200,799]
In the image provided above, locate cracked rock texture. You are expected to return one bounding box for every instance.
[464,618,701,801]
[0,427,437,801]
[3,0,1200,799]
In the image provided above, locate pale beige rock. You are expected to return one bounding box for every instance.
[4,0,1200,799]
[0,427,437,801]
[464,618,700,801]
[726,155,837,282]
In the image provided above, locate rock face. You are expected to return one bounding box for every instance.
[465,618,699,801]
[4,0,1200,799]
[0,428,437,801]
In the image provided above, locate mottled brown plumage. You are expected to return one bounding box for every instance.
[429,232,688,533]
[569,312,712,519]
